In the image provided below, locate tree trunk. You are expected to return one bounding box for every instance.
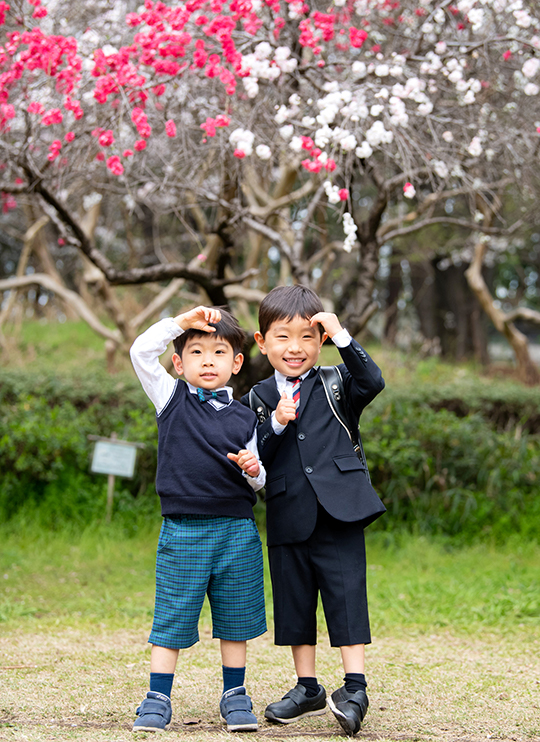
[383,255,401,345]
[346,238,380,336]
[410,259,438,341]
[465,239,540,385]
[433,262,489,362]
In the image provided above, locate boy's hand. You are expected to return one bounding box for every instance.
[174,306,221,333]
[275,391,297,426]
[227,449,260,478]
[310,311,343,338]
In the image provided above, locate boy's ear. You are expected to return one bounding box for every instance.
[254,331,267,355]
[232,352,244,375]
[172,352,183,376]
[319,332,328,347]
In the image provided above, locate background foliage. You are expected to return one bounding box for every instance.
[2,356,538,542]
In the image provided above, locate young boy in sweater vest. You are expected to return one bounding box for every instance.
[130,306,266,733]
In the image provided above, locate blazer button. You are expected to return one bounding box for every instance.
[298,432,306,440]
[305,466,313,474]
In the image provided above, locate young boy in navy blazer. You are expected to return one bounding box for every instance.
[242,285,385,736]
[130,306,266,733]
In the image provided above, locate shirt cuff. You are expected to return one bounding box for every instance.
[332,328,352,348]
[243,468,266,491]
[271,410,287,435]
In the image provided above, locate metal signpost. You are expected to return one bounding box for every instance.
[89,433,145,522]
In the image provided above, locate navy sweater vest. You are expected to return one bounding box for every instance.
[156,381,258,519]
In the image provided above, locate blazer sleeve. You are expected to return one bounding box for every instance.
[337,339,385,420]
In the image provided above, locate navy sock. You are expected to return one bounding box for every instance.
[222,665,245,693]
[344,673,367,694]
[298,676,319,698]
[150,672,174,698]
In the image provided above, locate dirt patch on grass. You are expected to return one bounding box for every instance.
[0,627,539,742]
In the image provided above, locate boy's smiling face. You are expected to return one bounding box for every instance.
[254,315,327,378]
[172,333,243,389]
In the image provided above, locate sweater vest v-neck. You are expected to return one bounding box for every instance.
[155,381,258,519]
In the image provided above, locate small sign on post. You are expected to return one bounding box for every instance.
[89,434,145,522]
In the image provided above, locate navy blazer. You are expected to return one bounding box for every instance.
[241,339,386,546]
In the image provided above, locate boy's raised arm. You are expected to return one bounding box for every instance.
[310,310,384,413]
[130,318,182,413]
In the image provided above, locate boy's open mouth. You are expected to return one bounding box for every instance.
[283,357,305,367]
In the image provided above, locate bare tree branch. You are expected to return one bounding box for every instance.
[249,179,315,219]
[505,307,540,325]
[380,216,524,244]
[242,216,294,261]
[378,178,514,239]
[0,274,122,344]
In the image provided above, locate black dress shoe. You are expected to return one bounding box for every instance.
[264,683,326,724]
[328,686,369,736]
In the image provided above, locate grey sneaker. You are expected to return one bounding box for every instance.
[133,691,172,732]
[328,686,369,736]
[220,686,258,732]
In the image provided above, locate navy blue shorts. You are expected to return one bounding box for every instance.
[149,515,266,649]
[269,505,370,647]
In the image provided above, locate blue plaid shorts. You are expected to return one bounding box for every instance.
[149,515,266,649]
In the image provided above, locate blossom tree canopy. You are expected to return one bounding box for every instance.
[1,0,540,339]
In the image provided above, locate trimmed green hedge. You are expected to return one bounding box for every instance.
[363,397,539,541]
[381,381,540,433]
[0,370,538,541]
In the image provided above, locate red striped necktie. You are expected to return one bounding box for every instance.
[286,376,302,418]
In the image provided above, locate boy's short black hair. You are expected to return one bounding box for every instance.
[258,285,325,337]
[173,307,246,357]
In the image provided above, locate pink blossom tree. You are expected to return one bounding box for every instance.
[1,0,540,378]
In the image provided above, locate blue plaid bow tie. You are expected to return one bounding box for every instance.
[196,387,229,404]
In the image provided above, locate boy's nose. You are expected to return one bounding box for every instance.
[202,356,214,366]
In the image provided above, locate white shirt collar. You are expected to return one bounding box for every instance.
[274,368,313,385]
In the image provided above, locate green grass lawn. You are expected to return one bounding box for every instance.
[0,528,539,742]
[1,526,538,634]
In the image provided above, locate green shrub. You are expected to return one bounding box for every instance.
[380,381,540,433]
[0,370,538,541]
[363,398,540,542]
[0,371,159,529]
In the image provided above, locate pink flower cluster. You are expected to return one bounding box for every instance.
[42,108,63,126]
[132,107,152,138]
[1,191,17,213]
[107,155,124,176]
[48,139,62,161]
[0,101,14,131]
[200,114,230,137]
[299,136,336,174]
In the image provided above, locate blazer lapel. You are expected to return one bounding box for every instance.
[297,367,319,419]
